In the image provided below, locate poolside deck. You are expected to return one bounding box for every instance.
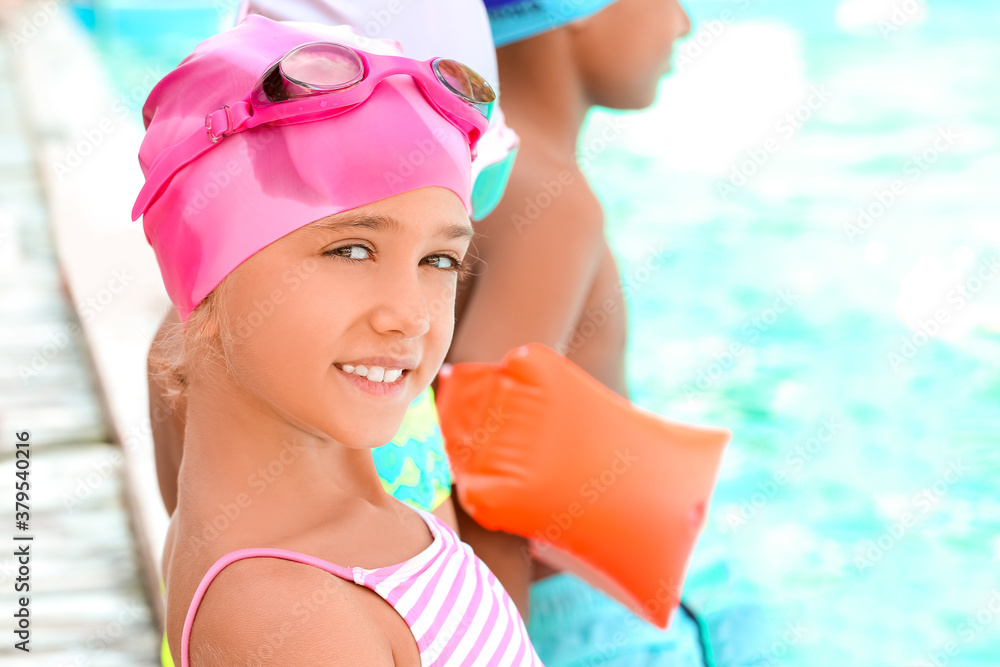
[0,2,162,664]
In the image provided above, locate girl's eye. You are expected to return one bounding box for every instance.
[326,244,373,261]
[424,254,462,271]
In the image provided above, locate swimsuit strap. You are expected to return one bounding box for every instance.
[179,547,357,667]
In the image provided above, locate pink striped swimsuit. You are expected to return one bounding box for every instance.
[180,508,542,666]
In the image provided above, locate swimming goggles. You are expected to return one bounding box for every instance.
[132,41,496,220]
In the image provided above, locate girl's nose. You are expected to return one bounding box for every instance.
[370,271,432,339]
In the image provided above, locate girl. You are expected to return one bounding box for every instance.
[148,0,521,529]
[133,16,541,666]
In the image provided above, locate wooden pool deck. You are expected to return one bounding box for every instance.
[0,1,166,663]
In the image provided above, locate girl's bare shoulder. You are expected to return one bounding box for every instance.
[182,555,395,666]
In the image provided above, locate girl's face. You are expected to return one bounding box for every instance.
[215,186,473,448]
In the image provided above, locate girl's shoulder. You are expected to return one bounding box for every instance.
[177,548,404,666]
[164,505,434,665]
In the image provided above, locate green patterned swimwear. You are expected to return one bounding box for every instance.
[372,386,452,511]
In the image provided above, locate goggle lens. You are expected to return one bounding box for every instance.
[433,58,496,117]
[279,43,365,93]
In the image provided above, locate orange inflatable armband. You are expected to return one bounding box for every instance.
[436,344,729,629]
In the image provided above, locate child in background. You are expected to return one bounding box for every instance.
[446,1,718,664]
[134,17,540,665]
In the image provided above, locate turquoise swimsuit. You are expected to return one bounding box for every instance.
[372,387,452,512]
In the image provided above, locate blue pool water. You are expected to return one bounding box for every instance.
[582,1,999,664]
[82,1,999,664]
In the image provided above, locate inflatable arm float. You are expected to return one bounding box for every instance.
[436,344,729,629]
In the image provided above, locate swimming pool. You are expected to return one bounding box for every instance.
[82,0,999,663]
[582,1,999,664]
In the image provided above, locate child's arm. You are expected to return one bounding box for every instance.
[451,162,605,364]
[448,159,606,618]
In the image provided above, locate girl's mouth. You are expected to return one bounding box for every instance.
[336,363,407,383]
[333,362,413,397]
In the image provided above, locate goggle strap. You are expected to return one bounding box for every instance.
[206,102,253,141]
[132,127,219,220]
[133,102,258,220]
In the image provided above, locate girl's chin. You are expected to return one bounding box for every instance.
[328,410,410,449]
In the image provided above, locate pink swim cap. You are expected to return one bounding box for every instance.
[136,16,483,320]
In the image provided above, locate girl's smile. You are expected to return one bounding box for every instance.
[333,356,417,396]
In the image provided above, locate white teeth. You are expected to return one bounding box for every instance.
[340,364,405,383]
